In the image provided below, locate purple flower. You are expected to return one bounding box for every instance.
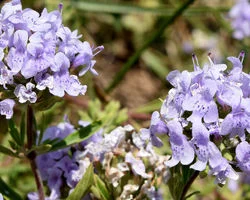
[182,65,219,123]
[0,62,13,88]
[47,167,63,199]
[0,0,22,21]
[49,71,87,97]
[0,0,103,111]
[165,120,194,167]
[35,72,54,91]
[125,152,151,178]
[220,99,250,141]
[207,140,238,184]
[144,186,163,200]
[236,141,250,172]
[190,122,211,171]
[73,42,104,76]
[160,70,191,119]
[14,82,37,103]
[229,0,250,40]
[36,120,77,198]
[140,111,168,147]
[67,158,90,188]
[27,192,52,200]
[21,41,52,78]
[56,26,82,60]
[6,30,28,74]
[0,99,15,119]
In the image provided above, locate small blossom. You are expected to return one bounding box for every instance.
[120,184,139,200]
[0,99,15,119]
[140,111,168,147]
[165,120,194,167]
[125,152,151,178]
[236,141,250,172]
[14,82,37,103]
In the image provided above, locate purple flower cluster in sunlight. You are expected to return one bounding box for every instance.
[229,0,250,40]
[147,51,250,184]
[30,122,169,200]
[0,0,103,119]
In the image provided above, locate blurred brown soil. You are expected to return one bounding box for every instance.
[95,55,163,109]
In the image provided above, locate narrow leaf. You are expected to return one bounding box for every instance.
[0,145,18,157]
[93,174,111,200]
[134,98,162,113]
[8,119,22,146]
[90,186,101,199]
[66,164,94,200]
[141,49,169,80]
[50,121,101,152]
[29,144,52,155]
[8,140,18,152]
[0,178,22,200]
[20,112,26,146]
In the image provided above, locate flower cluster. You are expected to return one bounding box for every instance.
[30,121,169,200]
[229,0,250,40]
[149,52,250,184]
[0,0,103,119]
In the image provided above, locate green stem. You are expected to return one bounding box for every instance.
[105,0,195,93]
[26,105,45,200]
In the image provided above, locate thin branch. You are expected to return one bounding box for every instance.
[26,105,45,200]
[180,170,199,200]
[105,0,195,93]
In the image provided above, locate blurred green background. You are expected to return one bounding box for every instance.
[1,0,250,199]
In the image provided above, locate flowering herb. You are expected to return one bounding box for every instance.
[30,122,169,200]
[146,52,250,185]
[0,0,103,118]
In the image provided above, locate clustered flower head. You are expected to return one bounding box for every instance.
[229,0,250,40]
[150,51,250,184]
[0,0,103,118]
[31,121,170,200]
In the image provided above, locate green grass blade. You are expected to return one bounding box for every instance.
[0,177,22,200]
[49,121,101,152]
[66,164,94,200]
[70,0,228,16]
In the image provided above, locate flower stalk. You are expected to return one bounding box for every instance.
[179,170,199,200]
[26,105,45,200]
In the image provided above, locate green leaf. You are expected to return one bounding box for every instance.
[0,178,22,200]
[88,99,101,120]
[8,119,22,146]
[134,98,162,113]
[185,191,200,199]
[66,164,94,200]
[141,49,169,80]
[20,112,26,146]
[90,186,101,199]
[0,145,18,157]
[93,174,111,200]
[49,121,102,152]
[29,144,52,154]
[8,140,18,151]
